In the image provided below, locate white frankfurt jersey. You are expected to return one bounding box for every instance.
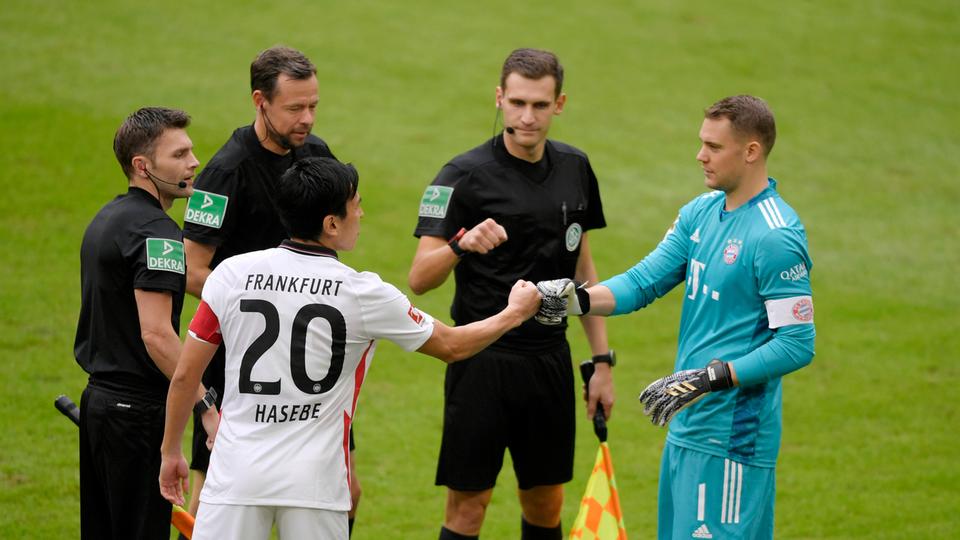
[196,241,435,510]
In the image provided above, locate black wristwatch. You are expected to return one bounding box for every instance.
[194,387,218,416]
[448,227,467,258]
[592,350,616,367]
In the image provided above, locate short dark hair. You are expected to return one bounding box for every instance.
[500,48,564,98]
[276,157,359,241]
[250,46,317,102]
[113,107,191,179]
[705,95,777,157]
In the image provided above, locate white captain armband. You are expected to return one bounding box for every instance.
[765,296,815,329]
[188,300,223,344]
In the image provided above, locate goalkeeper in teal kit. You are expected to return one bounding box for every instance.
[537,95,814,539]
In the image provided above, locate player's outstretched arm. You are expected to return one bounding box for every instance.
[417,279,539,362]
[638,360,739,426]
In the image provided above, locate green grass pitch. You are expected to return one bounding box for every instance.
[0,0,957,538]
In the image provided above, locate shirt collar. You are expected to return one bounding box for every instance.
[279,239,339,259]
[127,186,163,209]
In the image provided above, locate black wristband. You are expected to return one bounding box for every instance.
[194,387,218,416]
[704,360,734,391]
[592,350,615,367]
[575,285,591,315]
[448,227,467,258]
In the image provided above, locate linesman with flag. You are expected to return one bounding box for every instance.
[73,108,218,539]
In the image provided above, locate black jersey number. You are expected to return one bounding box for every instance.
[239,299,346,395]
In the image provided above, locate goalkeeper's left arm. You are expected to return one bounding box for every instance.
[638,322,815,426]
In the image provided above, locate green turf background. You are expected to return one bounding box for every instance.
[1,0,957,538]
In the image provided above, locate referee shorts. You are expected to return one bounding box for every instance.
[79,384,170,540]
[658,442,775,540]
[435,342,575,491]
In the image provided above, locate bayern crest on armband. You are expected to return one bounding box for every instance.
[791,298,814,322]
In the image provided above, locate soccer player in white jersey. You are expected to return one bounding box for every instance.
[159,157,542,540]
[536,95,815,539]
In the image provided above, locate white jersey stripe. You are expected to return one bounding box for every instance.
[762,198,786,228]
[698,482,706,521]
[721,459,729,523]
[766,197,788,227]
[756,202,776,229]
[734,462,743,524]
[726,461,737,524]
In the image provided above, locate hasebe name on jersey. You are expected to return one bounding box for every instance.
[255,402,323,424]
[245,273,343,295]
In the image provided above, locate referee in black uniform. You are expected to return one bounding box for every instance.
[179,46,362,534]
[409,49,616,540]
[74,107,218,539]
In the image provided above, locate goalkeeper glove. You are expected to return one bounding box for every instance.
[638,360,734,426]
[534,279,591,325]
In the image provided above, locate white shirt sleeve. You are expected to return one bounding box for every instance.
[353,271,435,352]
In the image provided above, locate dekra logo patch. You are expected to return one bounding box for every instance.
[184,189,228,229]
[418,186,453,218]
[146,238,185,274]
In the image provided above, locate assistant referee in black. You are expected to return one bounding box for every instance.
[409,48,616,540]
[74,107,218,539]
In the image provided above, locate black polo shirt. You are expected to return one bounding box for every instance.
[183,124,336,267]
[414,135,606,351]
[74,187,185,399]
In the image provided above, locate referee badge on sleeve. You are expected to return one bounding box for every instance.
[418,186,453,218]
[146,238,185,274]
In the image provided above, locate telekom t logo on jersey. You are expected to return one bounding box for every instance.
[686,259,720,302]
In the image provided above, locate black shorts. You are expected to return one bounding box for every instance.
[80,384,170,540]
[435,342,575,491]
[190,349,356,472]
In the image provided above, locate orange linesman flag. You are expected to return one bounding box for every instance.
[569,442,627,540]
[170,504,195,538]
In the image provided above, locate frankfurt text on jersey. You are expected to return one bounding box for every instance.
[245,274,343,295]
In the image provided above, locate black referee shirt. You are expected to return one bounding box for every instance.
[74,187,185,398]
[183,124,336,267]
[414,134,606,351]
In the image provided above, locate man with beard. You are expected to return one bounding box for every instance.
[181,46,362,535]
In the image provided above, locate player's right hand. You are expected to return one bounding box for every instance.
[459,218,508,254]
[506,279,542,321]
[159,453,190,506]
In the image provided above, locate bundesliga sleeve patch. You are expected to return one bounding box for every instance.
[184,189,229,229]
[188,301,222,344]
[418,186,453,218]
[765,296,815,328]
[407,305,426,326]
[145,238,185,274]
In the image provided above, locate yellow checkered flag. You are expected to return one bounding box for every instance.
[569,442,627,539]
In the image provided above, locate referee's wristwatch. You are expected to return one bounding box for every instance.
[194,387,218,416]
[592,350,616,367]
[448,227,468,258]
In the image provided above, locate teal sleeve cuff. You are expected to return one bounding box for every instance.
[599,274,635,315]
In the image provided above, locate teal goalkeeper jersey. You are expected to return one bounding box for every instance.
[602,178,815,467]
